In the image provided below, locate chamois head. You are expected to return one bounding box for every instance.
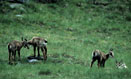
[43,39,48,46]
[108,48,114,58]
[21,37,29,49]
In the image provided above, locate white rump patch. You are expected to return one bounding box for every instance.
[9,45,12,48]
[92,52,98,57]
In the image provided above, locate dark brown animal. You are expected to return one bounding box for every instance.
[8,38,29,64]
[28,37,48,61]
[90,49,114,68]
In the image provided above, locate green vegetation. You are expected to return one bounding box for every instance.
[0,0,131,79]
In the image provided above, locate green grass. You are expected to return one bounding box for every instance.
[0,1,131,79]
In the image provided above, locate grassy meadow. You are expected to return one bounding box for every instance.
[0,0,131,79]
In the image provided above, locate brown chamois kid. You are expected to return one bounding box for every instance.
[28,37,48,61]
[8,38,29,64]
[90,49,114,68]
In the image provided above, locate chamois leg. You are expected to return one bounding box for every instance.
[41,47,47,61]
[33,46,36,57]
[103,61,105,67]
[11,51,14,61]
[97,60,100,68]
[44,46,47,60]
[37,47,40,57]
[8,49,12,64]
[90,58,96,68]
[13,51,16,61]
[18,50,21,61]
[100,60,105,67]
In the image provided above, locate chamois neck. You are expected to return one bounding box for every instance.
[18,41,24,49]
[28,40,32,45]
[21,41,25,47]
[105,53,110,60]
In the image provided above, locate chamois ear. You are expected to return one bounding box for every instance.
[21,37,24,41]
[110,48,113,51]
[24,38,27,41]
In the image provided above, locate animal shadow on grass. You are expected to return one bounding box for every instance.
[7,53,88,66]
[48,53,89,66]
[18,57,42,64]
[0,59,8,64]
[38,70,51,76]
[62,53,88,66]
[0,58,18,65]
[48,53,63,64]
[22,54,63,65]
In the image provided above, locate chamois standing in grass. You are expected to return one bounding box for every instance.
[28,37,48,61]
[90,49,114,68]
[8,38,29,64]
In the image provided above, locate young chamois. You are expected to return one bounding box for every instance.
[8,38,29,64]
[116,60,127,69]
[90,49,114,68]
[28,37,48,61]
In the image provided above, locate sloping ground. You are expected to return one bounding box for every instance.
[0,1,131,79]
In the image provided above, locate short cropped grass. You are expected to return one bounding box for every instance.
[0,0,131,79]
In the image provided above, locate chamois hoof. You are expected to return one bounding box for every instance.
[8,62,13,65]
[44,58,47,61]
